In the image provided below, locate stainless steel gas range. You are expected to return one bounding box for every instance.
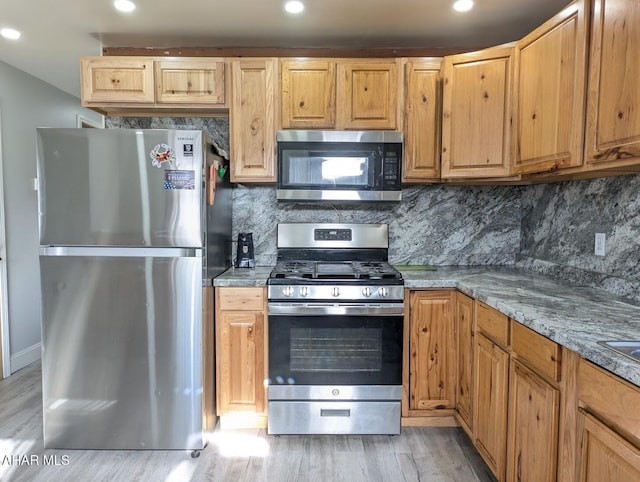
[267,223,404,435]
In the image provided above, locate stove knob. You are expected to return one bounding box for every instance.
[299,286,310,297]
[331,287,341,297]
[282,286,294,297]
[362,287,372,297]
[378,287,389,298]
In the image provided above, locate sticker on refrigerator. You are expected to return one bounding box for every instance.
[150,143,176,168]
[164,170,195,190]
[183,143,194,157]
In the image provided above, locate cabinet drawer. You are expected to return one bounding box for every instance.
[511,321,561,382]
[476,301,509,349]
[217,287,264,311]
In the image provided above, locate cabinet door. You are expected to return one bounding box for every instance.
[579,411,640,482]
[474,332,509,481]
[81,56,155,104]
[585,0,640,166]
[441,46,514,178]
[403,59,442,182]
[280,59,336,128]
[337,60,399,130]
[506,360,560,482]
[407,291,455,412]
[216,311,265,414]
[230,58,277,182]
[456,292,474,433]
[155,59,225,105]
[512,1,588,174]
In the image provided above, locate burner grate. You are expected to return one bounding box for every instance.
[270,260,402,281]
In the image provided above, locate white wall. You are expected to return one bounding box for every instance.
[0,60,103,373]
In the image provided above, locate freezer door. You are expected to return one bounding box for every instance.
[40,251,203,449]
[37,128,204,247]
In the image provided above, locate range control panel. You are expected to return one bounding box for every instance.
[314,229,352,241]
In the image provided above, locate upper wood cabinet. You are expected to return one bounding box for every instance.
[441,46,515,179]
[81,57,155,104]
[585,0,640,168]
[280,59,336,128]
[512,0,588,175]
[81,56,228,113]
[403,58,442,182]
[337,59,400,130]
[279,58,401,130]
[154,59,225,105]
[229,58,277,183]
[404,290,456,416]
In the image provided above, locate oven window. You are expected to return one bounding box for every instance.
[290,327,382,372]
[269,314,402,386]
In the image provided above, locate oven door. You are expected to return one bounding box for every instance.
[267,302,403,387]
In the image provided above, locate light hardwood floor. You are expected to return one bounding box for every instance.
[0,363,495,482]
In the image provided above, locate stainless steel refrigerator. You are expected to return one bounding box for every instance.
[36,128,231,450]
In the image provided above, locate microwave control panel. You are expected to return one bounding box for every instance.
[383,148,401,187]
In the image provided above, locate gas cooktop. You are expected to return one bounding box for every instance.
[269,260,403,284]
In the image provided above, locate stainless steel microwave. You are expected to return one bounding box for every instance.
[276,130,403,202]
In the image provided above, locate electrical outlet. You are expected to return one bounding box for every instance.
[595,233,606,256]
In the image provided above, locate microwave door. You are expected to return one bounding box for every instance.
[281,150,374,189]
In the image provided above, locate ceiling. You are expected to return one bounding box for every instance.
[0,0,571,99]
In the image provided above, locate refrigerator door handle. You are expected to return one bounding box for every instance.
[39,246,202,258]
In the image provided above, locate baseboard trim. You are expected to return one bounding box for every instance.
[401,415,459,427]
[10,342,41,373]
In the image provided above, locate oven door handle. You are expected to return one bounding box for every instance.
[267,302,404,316]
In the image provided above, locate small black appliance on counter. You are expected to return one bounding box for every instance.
[235,233,255,268]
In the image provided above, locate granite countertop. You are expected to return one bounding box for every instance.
[214,265,640,388]
[214,266,273,287]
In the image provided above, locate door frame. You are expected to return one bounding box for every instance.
[0,104,10,378]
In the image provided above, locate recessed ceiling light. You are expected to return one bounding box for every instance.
[114,0,136,13]
[1,28,21,40]
[284,1,305,14]
[453,0,474,12]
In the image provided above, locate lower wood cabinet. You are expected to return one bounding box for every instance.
[404,290,456,418]
[473,331,509,480]
[506,360,559,482]
[577,358,640,482]
[401,289,640,482]
[215,287,267,428]
[455,292,474,434]
[507,322,562,482]
[578,410,640,482]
